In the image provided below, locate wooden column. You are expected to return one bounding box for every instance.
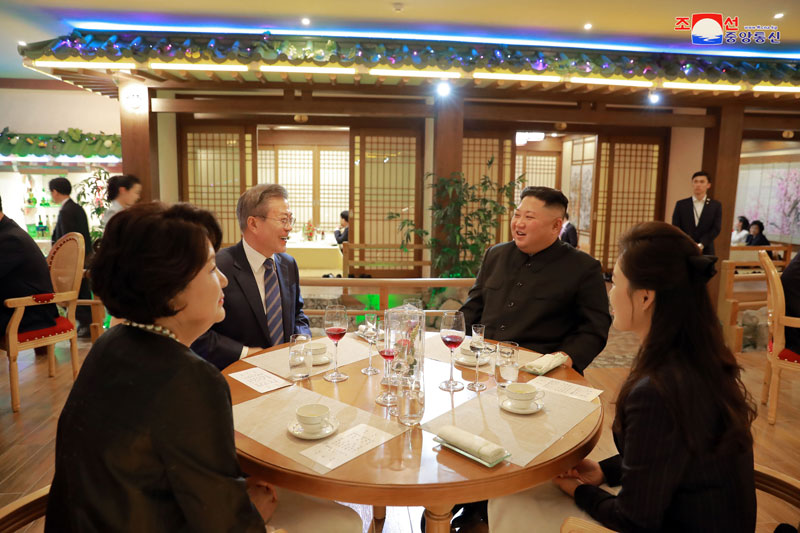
[702,105,744,306]
[120,82,160,201]
[433,94,463,179]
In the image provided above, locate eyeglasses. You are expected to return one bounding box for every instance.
[254,214,295,228]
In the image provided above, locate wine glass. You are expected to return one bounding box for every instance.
[439,311,465,392]
[467,324,487,392]
[324,305,348,383]
[361,313,380,376]
[375,316,399,407]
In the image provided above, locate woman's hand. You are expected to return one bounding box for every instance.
[246,477,278,522]
[559,459,605,486]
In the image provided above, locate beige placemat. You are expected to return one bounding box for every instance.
[245,335,373,380]
[232,385,408,474]
[421,388,599,467]
[423,332,542,375]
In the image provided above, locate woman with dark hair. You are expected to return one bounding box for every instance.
[46,202,360,532]
[731,215,750,245]
[488,221,756,532]
[747,219,771,246]
[102,174,141,224]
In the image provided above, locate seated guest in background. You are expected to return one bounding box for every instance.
[461,186,611,374]
[489,222,757,532]
[0,195,58,336]
[781,252,800,357]
[334,209,349,244]
[731,216,750,245]
[46,202,360,532]
[747,219,771,246]
[192,184,311,370]
[559,212,578,247]
[49,177,93,337]
[671,170,722,256]
[102,174,141,225]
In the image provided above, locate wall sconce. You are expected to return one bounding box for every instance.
[120,83,148,113]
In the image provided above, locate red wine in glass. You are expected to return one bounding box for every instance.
[442,334,464,350]
[379,348,397,361]
[325,327,347,342]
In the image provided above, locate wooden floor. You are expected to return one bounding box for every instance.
[1,339,798,532]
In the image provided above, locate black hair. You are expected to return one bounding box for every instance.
[91,202,223,324]
[737,216,750,230]
[340,210,349,222]
[519,186,568,215]
[107,174,141,202]
[750,220,764,233]
[48,177,72,195]
[0,195,3,212]
[691,171,711,182]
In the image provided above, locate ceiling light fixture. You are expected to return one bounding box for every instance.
[260,65,356,75]
[752,85,800,93]
[369,68,461,79]
[663,81,742,91]
[774,13,784,19]
[569,76,653,87]
[150,62,248,71]
[473,72,561,83]
[301,18,311,26]
[436,81,451,96]
[648,92,661,104]
[584,23,593,30]
[33,60,136,69]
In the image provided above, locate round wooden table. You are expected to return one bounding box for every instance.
[223,340,602,533]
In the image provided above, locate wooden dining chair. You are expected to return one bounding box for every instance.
[758,250,800,425]
[0,485,49,533]
[560,463,800,532]
[1,232,84,412]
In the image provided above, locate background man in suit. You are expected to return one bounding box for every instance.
[49,177,92,336]
[559,212,578,247]
[671,171,722,256]
[192,184,311,370]
[0,195,58,336]
[782,252,800,357]
[334,209,349,245]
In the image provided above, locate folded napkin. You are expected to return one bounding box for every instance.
[522,352,568,375]
[436,425,507,464]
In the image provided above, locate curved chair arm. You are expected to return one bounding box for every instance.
[561,517,615,533]
[755,463,800,509]
[4,291,79,308]
[0,485,49,533]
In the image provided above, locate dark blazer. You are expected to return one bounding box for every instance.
[0,216,57,334]
[782,253,800,354]
[747,233,770,247]
[671,197,722,256]
[192,241,311,370]
[46,325,265,532]
[460,240,611,373]
[52,198,91,257]
[334,226,349,244]
[560,221,578,247]
[575,376,756,533]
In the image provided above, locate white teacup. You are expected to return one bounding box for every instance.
[296,404,330,434]
[505,382,544,409]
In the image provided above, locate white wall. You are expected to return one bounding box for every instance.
[0,88,120,133]
[664,108,706,221]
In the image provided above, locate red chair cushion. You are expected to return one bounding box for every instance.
[18,316,75,343]
[778,348,800,364]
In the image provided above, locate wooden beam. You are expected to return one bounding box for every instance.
[464,103,717,128]
[150,97,434,117]
[132,69,166,83]
[206,71,222,83]
[0,77,82,90]
[742,114,800,131]
[119,82,160,201]
[158,70,186,83]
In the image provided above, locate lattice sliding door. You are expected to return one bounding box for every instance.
[592,138,665,271]
[350,130,422,277]
[182,126,254,246]
[462,134,514,242]
[319,149,349,231]
[513,152,560,204]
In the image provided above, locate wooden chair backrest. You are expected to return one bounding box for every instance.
[0,485,49,533]
[759,250,787,354]
[47,232,85,294]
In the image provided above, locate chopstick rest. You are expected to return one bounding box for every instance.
[436,425,507,464]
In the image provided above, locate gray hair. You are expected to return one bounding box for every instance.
[236,184,288,231]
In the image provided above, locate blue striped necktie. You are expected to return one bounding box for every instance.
[263,258,284,346]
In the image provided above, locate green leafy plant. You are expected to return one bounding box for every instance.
[75,167,110,243]
[388,158,524,278]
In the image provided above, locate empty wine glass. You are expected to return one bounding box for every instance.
[324,305,348,383]
[361,313,380,376]
[439,311,465,392]
[467,324,487,392]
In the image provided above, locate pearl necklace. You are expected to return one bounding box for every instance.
[124,320,179,342]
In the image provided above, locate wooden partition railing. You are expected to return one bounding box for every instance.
[717,244,794,354]
[299,277,475,317]
[341,243,431,278]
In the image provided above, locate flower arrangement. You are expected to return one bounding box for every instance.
[303,220,316,241]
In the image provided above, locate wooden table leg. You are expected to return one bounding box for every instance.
[372,505,386,520]
[424,504,452,533]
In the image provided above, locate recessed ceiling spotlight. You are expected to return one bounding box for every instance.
[774,13,784,19]
[301,18,311,26]
[648,92,661,104]
[392,2,405,12]
[17,41,26,46]
[436,81,451,97]
[550,133,559,137]
[584,23,593,30]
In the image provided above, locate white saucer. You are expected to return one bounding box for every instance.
[312,355,331,366]
[287,417,340,440]
[455,354,490,366]
[500,398,543,415]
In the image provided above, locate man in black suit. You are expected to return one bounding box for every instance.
[671,171,722,256]
[334,210,349,245]
[0,196,58,336]
[559,212,578,247]
[49,177,93,336]
[192,184,311,370]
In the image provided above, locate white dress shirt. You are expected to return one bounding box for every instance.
[731,229,749,245]
[239,238,278,358]
[692,195,707,226]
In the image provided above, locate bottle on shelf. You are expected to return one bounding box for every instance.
[45,215,51,238]
[36,215,46,238]
[40,188,50,207]
[27,190,37,207]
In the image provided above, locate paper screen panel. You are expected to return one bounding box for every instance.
[257,148,276,184]
[319,149,350,232]
[276,148,314,230]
